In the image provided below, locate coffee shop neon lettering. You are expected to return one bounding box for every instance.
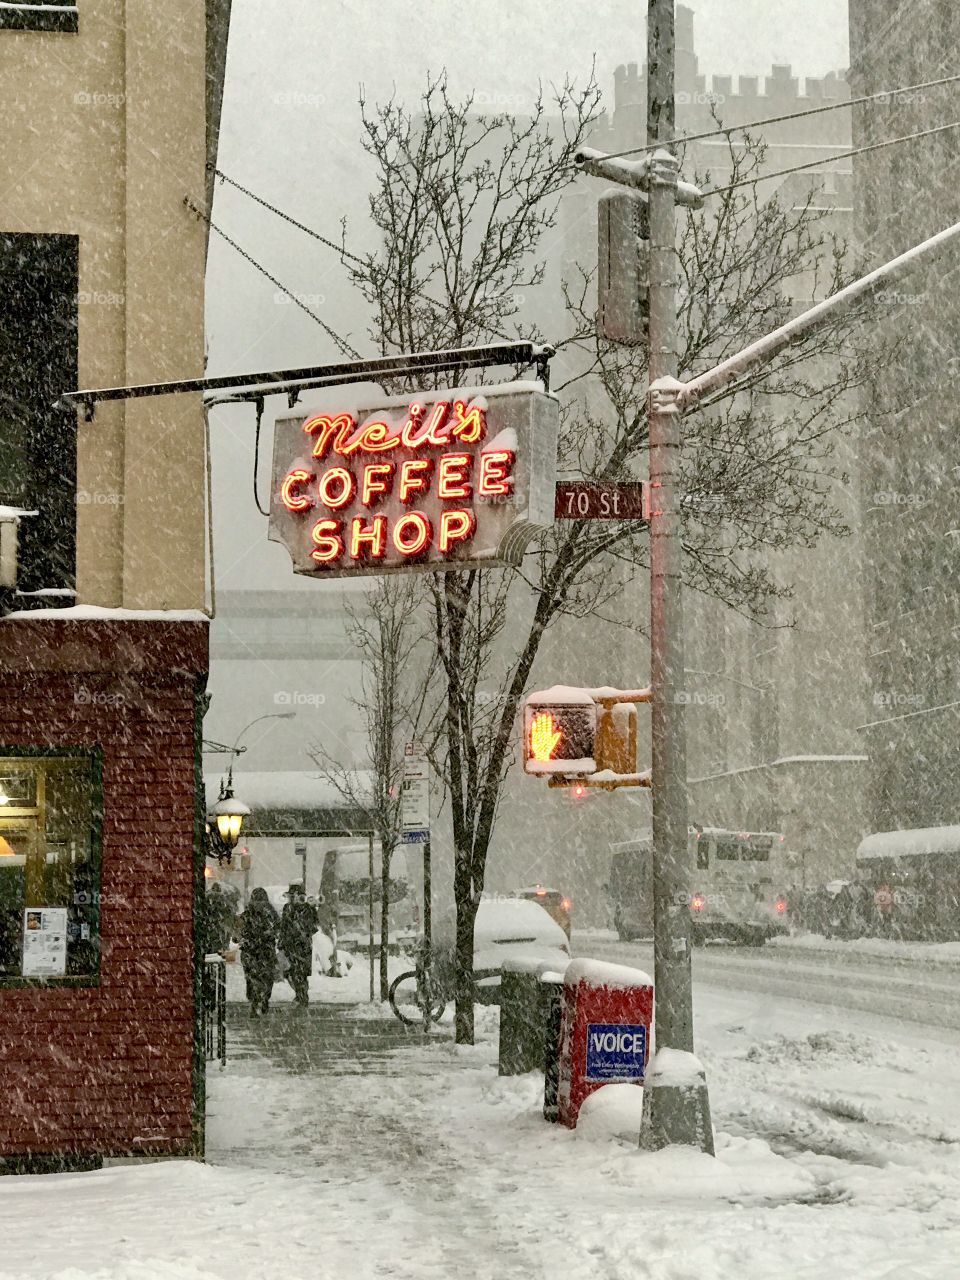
[278,398,516,566]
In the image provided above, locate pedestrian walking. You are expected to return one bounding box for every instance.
[280,883,319,1007]
[240,887,279,1017]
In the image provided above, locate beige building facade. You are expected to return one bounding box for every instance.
[0,0,229,1169]
[1,0,222,609]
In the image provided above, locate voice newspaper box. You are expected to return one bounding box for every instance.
[557,958,653,1127]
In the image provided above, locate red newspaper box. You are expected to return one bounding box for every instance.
[557,958,654,1128]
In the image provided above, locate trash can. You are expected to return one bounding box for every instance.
[499,957,553,1075]
[541,972,564,1122]
[557,958,653,1128]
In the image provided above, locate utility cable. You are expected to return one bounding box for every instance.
[208,165,368,267]
[184,196,363,360]
[598,70,960,163]
[702,117,960,196]
[206,171,527,348]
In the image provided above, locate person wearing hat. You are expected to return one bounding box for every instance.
[280,883,319,1007]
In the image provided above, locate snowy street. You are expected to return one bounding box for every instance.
[3,940,960,1279]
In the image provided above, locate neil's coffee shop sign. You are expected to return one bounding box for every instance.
[268,381,558,578]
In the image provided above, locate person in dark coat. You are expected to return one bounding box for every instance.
[240,888,279,1017]
[204,883,237,956]
[280,884,319,1007]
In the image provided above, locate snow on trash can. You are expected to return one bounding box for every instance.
[557,958,653,1129]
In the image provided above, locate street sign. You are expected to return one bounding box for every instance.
[554,481,649,521]
[269,382,559,579]
[401,741,430,843]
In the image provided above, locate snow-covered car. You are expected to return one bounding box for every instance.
[471,898,572,1003]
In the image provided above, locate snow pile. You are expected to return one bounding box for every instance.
[770,932,960,966]
[644,1046,707,1089]
[746,1030,884,1067]
[574,1082,645,1143]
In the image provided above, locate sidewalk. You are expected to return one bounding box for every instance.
[3,984,960,1278]
[224,998,437,1077]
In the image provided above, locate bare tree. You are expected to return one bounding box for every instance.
[336,83,889,1041]
[310,576,435,999]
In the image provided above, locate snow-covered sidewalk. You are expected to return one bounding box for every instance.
[2,972,960,1279]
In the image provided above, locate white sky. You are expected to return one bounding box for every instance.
[208,0,850,591]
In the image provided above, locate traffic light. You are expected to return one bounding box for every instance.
[523,690,597,776]
[523,686,646,787]
[597,190,649,345]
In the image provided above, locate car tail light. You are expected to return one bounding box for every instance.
[535,887,547,897]
[775,897,787,914]
[690,893,705,913]
[560,897,572,912]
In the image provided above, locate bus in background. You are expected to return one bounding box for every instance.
[607,826,790,947]
[320,844,418,951]
[853,826,960,941]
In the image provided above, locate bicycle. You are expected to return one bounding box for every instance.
[388,941,448,1028]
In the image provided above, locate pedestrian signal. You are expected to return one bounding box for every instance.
[598,190,649,345]
[523,690,597,776]
[522,684,649,788]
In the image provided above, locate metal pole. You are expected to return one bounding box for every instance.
[368,833,375,1003]
[641,0,714,1154]
[679,216,960,410]
[422,836,433,1032]
[423,837,432,969]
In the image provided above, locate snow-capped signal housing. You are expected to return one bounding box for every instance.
[522,685,651,790]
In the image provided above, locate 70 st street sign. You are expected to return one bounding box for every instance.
[555,481,649,521]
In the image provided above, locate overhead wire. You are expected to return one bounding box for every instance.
[184,195,363,360]
[702,118,960,197]
[596,69,960,163]
[207,168,527,348]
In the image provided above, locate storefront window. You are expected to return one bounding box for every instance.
[0,752,100,982]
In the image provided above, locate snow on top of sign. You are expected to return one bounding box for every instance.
[529,684,597,706]
[856,824,960,861]
[6,604,209,621]
[482,426,518,453]
[591,685,652,700]
[276,379,553,421]
[565,957,653,990]
[591,769,651,784]
[0,505,38,518]
[644,1048,707,1090]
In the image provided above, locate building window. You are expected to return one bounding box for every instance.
[0,751,101,983]
[0,2,78,33]
[0,232,78,595]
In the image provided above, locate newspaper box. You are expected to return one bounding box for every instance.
[557,958,653,1128]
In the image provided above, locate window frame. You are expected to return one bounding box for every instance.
[0,745,102,988]
[0,2,78,33]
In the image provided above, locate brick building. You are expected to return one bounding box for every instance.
[0,1,230,1168]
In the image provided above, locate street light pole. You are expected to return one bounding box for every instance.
[641,0,714,1154]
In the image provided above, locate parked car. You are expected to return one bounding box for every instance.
[471,898,572,1003]
[516,885,572,939]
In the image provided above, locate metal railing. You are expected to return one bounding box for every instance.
[203,955,227,1066]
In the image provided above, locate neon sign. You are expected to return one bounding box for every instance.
[268,382,559,579]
